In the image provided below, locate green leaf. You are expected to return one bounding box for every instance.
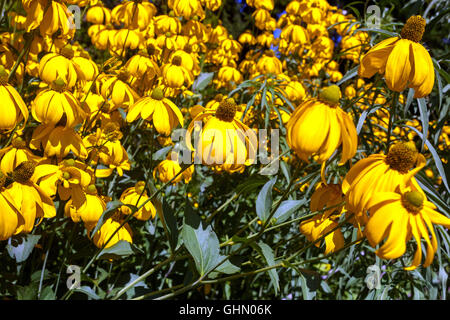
[152,146,172,161]
[235,175,268,195]
[73,286,100,300]
[96,240,134,260]
[336,66,358,86]
[181,209,220,276]
[6,234,41,263]
[163,199,179,252]
[39,286,56,300]
[256,177,277,222]
[193,72,214,92]
[416,98,429,151]
[215,258,241,275]
[272,199,307,224]
[253,242,279,294]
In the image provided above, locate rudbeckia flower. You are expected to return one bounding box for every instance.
[0,66,29,132]
[153,153,194,184]
[299,183,345,255]
[169,0,204,20]
[39,45,79,89]
[358,16,434,98]
[120,181,156,221]
[161,56,194,89]
[31,78,87,128]
[342,141,426,224]
[185,98,257,173]
[88,212,133,249]
[98,71,139,110]
[86,3,112,25]
[65,184,105,225]
[0,137,42,174]
[0,171,24,241]
[286,85,358,165]
[39,0,75,37]
[126,87,184,136]
[365,185,450,270]
[6,161,56,234]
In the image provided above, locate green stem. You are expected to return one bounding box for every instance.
[385,92,399,153]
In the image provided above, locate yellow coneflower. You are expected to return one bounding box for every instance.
[39,45,78,89]
[0,66,29,132]
[286,85,358,165]
[34,158,91,207]
[31,78,86,129]
[30,124,88,160]
[365,184,450,270]
[299,183,345,255]
[0,171,24,241]
[161,56,194,89]
[88,212,133,249]
[65,184,105,225]
[6,161,56,234]
[185,98,258,173]
[359,16,434,98]
[342,141,426,224]
[120,181,156,221]
[126,87,184,136]
[0,137,41,174]
[153,153,194,184]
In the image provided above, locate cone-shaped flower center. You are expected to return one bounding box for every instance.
[64,158,76,167]
[401,15,426,42]
[62,171,71,180]
[215,98,237,122]
[12,161,36,183]
[319,85,341,106]
[60,44,74,59]
[0,171,5,188]
[385,141,418,173]
[151,87,164,100]
[117,70,130,82]
[11,137,26,149]
[86,184,97,195]
[147,44,156,56]
[402,191,424,213]
[51,78,66,92]
[172,56,182,66]
[0,65,8,85]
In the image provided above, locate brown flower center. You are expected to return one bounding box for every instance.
[215,98,237,122]
[172,56,182,66]
[12,161,36,183]
[402,191,424,213]
[385,141,418,173]
[11,137,26,149]
[60,44,74,59]
[400,15,426,42]
[51,78,66,92]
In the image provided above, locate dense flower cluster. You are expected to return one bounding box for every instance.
[0,0,448,280]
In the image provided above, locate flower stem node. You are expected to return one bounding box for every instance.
[215,98,237,122]
[401,15,426,42]
[319,85,341,106]
[402,191,424,213]
[385,141,418,173]
[11,161,36,183]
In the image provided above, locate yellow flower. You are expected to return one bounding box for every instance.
[126,87,184,136]
[30,124,88,160]
[0,137,42,174]
[342,141,426,224]
[86,3,112,25]
[153,153,194,184]
[0,66,29,132]
[365,185,450,270]
[286,85,358,164]
[0,171,24,241]
[98,71,139,110]
[169,0,204,20]
[6,161,56,234]
[34,159,91,207]
[39,1,75,38]
[88,212,133,249]
[256,50,282,75]
[65,184,105,225]
[39,45,78,89]
[161,56,194,89]
[31,78,86,128]
[358,16,434,98]
[72,52,99,82]
[185,98,257,173]
[120,181,156,221]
